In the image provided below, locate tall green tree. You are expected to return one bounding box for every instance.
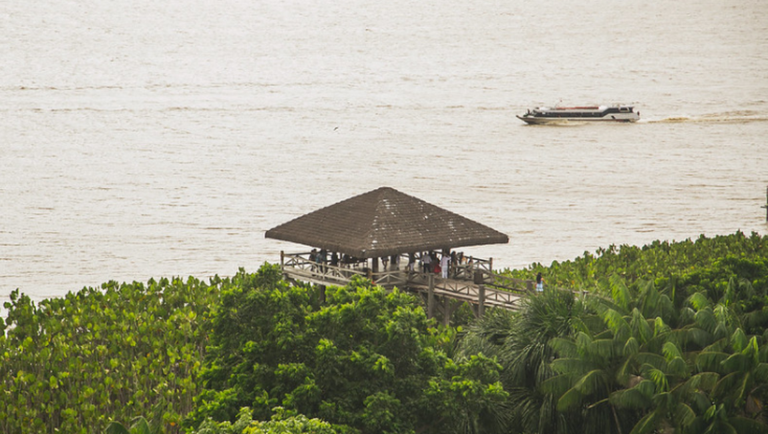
[458,287,593,434]
[188,273,509,434]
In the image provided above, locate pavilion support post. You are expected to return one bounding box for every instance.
[477,284,485,318]
[427,274,435,319]
[318,285,326,304]
[443,298,452,326]
[280,250,285,269]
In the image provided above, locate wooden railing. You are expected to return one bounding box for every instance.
[281,251,372,286]
[279,251,533,312]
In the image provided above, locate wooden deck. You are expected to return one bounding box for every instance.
[279,251,532,321]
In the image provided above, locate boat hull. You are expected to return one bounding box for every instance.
[517,105,640,124]
[516,115,639,124]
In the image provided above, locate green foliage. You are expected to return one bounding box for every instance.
[7,231,768,434]
[188,274,508,434]
[502,231,768,295]
[465,232,768,434]
[0,268,242,434]
[105,416,154,434]
[191,407,342,434]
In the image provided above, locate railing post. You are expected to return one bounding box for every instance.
[477,284,485,318]
[280,250,285,270]
[427,273,435,319]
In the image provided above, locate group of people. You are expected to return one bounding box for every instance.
[306,249,476,280]
[377,251,472,279]
[309,248,366,271]
[305,248,547,290]
[418,251,469,279]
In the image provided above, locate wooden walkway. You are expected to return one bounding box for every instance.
[279,252,532,322]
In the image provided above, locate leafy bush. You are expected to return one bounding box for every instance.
[502,231,768,292]
[187,273,509,434]
[0,273,224,434]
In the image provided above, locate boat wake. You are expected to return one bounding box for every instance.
[645,110,768,124]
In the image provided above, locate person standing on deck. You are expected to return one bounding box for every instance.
[422,252,431,273]
[310,249,318,272]
[330,252,339,267]
[536,272,544,292]
[440,253,450,279]
[318,249,327,273]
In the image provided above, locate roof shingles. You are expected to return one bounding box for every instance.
[265,187,508,258]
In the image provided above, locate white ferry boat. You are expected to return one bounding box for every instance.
[517,105,640,124]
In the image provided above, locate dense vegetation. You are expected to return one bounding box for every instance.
[1,231,767,433]
[485,231,768,433]
[0,275,222,434]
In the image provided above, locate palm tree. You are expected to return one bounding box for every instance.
[542,278,684,434]
[458,287,592,434]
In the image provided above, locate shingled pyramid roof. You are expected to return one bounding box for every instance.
[265,187,508,258]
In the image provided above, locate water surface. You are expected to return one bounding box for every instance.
[2,0,767,311]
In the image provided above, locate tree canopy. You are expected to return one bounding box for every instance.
[2,231,768,434]
[186,268,509,434]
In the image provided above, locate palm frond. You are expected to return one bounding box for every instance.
[694,308,717,333]
[722,277,738,307]
[679,306,696,326]
[753,363,768,383]
[712,371,747,400]
[700,337,729,354]
[673,402,697,428]
[667,357,690,378]
[610,274,632,312]
[687,292,711,311]
[602,308,629,337]
[663,341,683,361]
[540,373,574,396]
[556,386,583,411]
[623,336,639,357]
[696,351,730,374]
[634,352,666,370]
[610,381,654,409]
[729,415,768,434]
[653,316,670,338]
[548,337,578,359]
[630,308,654,344]
[628,410,660,434]
[721,352,752,373]
[678,372,720,396]
[551,357,594,376]
[643,367,669,392]
[104,422,131,434]
[573,369,608,396]
[589,338,619,361]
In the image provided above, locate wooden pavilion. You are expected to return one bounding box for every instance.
[266,187,532,322]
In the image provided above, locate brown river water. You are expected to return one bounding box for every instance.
[2,0,767,314]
